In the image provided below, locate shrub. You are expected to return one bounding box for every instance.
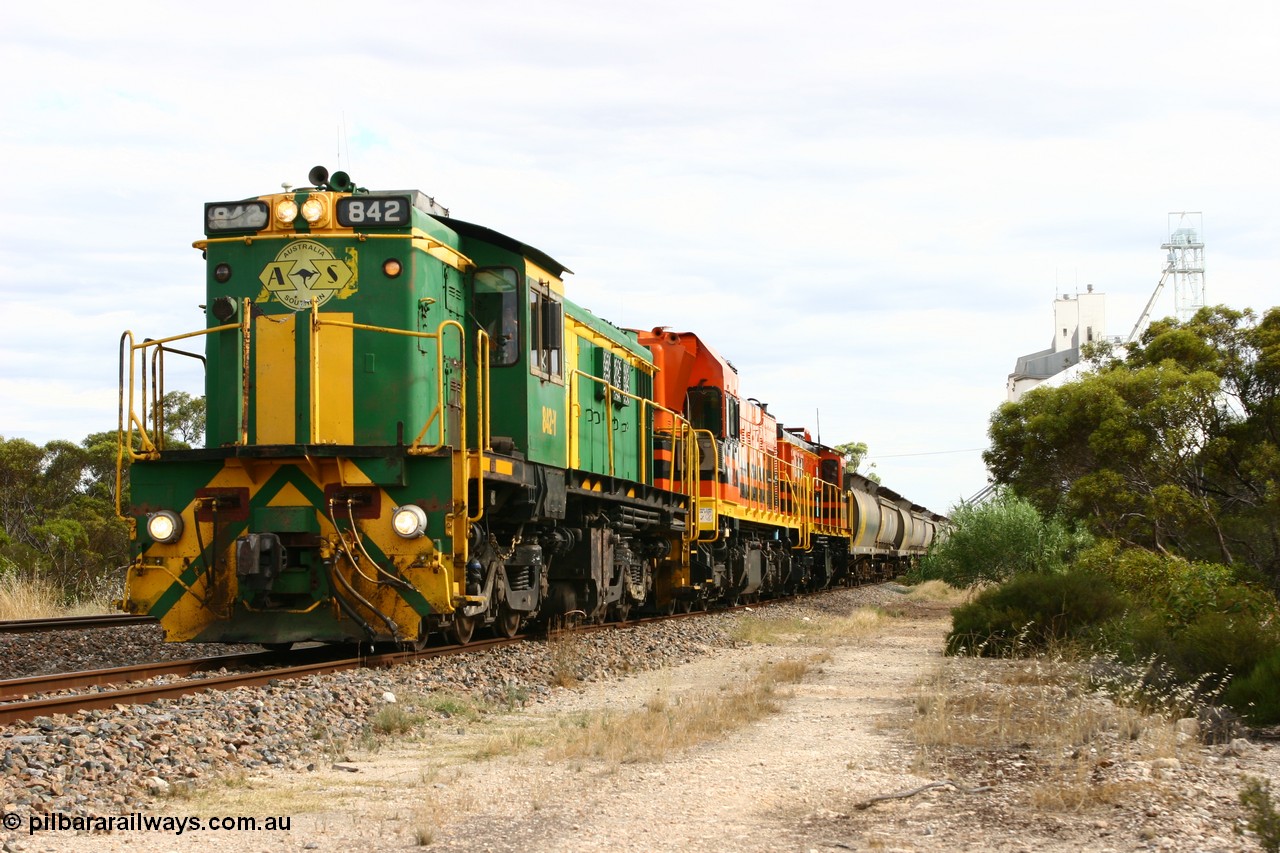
[1165,611,1278,692]
[1239,776,1280,852]
[945,570,1127,656]
[1225,648,1280,725]
[1075,542,1277,624]
[918,491,1090,587]
[1074,542,1280,714]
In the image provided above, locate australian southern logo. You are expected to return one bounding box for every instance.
[258,241,358,309]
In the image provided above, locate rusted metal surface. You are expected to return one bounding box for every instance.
[0,614,158,634]
[0,649,320,702]
[0,597,799,727]
[0,636,514,726]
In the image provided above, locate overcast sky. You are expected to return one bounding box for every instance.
[1,0,1276,513]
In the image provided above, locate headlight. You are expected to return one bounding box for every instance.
[275,199,298,224]
[301,197,326,223]
[146,510,184,544]
[391,505,428,539]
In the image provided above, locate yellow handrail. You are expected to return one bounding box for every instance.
[308,311,465,454]
[119,305,492,581]
[468,330,490,524]
[693,428,721,543]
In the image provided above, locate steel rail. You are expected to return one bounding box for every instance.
[0,587,842,727]
[0,647,341,702]
[0,614,157,634]
[0,637,514,727]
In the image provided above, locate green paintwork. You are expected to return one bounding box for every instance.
[202,206,465,452]
[131,182,675,644]
[566,300,653,483]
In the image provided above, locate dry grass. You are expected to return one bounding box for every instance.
[911,653,1188,812]
[730,607,886,646]
[0,572,63,619]
[545,656,816,764]
[904,579,970,606]
[0,572,118,619]
[546,629,590,688]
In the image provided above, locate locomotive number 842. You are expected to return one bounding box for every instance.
[116,166,944,648]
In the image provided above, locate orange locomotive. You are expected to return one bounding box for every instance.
[636,328,942,610]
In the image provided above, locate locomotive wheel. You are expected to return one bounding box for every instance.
[613,601,632,623]
[677,598,692,614]
[494,606,522,639]
[448,613,478,645]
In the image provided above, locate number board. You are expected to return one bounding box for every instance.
[336,195,412,227]
[206,201,268,232]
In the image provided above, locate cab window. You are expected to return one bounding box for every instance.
[529,279,563,381]
[686,386,724,436]
[473,267,519,366]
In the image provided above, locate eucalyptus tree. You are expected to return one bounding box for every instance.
[985,305,1280,582]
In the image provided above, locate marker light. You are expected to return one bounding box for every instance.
[275,199,298,224]
[146,510,184,544]
[301,197,325,223]
[391,505,428,539]
[383,259,402,278]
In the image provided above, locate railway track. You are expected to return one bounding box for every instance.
[0,636,521,726]
[0,613,157,634]
[0,591,818,728]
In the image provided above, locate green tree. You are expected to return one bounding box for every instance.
[834,441,880,483]
[0,434,131,601]
[917,489,1090,586]
[986,305,1280,583]
[150,391,206,447]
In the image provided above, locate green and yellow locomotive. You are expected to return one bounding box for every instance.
[116,166,942,648]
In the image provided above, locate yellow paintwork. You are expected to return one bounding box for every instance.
[411,229,474,272]
[313,312,354,444]
[564,325,581,467]
[254,313,297,443]
[124,456,464,643]
[525,259,563,295]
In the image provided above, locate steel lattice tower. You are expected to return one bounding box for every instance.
[1163,212,1205,323]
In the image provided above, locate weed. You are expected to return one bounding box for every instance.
[911,650,1192,812]
[0,570,119,619]
[473,728,539,759]
[0,572,62,619]
[1240,776,1280,852]
[546,629,588,687]
[371,703,422,736]
[412,691,486,722]
[500,681,531,710]
[411,792,443,847]
[904,579,969,605]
